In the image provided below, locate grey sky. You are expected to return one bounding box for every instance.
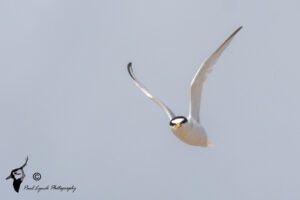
[1,0,300,199]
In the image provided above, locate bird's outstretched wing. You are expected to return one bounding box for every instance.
[127,63,175,120]
[189,26,242,122]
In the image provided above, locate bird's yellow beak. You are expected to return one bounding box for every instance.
[175,123,182,129]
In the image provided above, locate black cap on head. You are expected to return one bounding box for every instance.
[169,116,188,126]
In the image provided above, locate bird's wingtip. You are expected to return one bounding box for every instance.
[127,62,136,80]
[127,62,132,72]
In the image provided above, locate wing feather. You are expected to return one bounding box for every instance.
[127,63,175,120]
[189,26,242,122]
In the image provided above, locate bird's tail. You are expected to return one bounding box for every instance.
[207,140,215,147]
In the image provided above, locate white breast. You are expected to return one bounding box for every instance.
[171,118,208,147]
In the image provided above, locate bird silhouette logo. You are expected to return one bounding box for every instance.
[6,157,28,193]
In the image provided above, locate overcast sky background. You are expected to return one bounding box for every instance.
[1,0,300,199]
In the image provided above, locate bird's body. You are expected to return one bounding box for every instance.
[6,157,28,192]
[127,27,242,147]
[171,117,208,146]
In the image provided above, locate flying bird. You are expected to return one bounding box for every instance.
[127,26,242,146]
[6,157,28,192]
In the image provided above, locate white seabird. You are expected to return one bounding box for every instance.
[127,26,242,146]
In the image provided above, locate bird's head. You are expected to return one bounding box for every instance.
[169,116,188,129]
[6,168,24,181]
[6,157,28,181]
